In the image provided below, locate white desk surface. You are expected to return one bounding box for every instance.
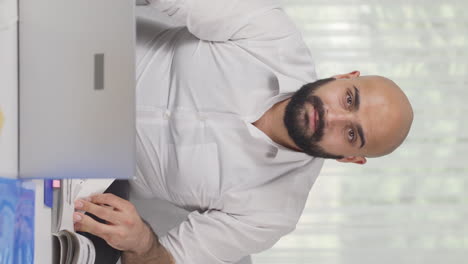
[33,180,53,264]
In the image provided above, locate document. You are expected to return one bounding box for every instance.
[52,179,114,264]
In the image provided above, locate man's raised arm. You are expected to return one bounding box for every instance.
[145,0,281,41]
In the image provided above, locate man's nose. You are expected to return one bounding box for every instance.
[325,108,353,126]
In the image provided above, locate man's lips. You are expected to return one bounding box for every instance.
[308,107,317,133]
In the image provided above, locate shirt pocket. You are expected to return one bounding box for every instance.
[161,142,221,208]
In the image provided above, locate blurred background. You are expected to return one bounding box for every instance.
[252,0,468,263]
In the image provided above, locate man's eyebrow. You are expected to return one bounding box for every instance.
[357,124,366,148]
[353,85,360,110]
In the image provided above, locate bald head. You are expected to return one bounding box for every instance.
[282,71,414,164]
[357,75,413,157]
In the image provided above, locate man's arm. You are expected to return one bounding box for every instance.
[146,0,282,42]
[73,193,175,264]
[121,220,175,264]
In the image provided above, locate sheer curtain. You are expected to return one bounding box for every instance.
[253,0,468,263]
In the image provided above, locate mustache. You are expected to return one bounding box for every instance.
[307,95,325,142]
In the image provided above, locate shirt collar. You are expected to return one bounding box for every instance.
[244,121,313,162]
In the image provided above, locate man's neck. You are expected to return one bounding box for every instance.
[252,99,299,151]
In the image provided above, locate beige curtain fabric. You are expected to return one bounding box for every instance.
[253,0,468,263]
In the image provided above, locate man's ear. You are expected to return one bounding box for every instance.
[336,156,367,165]
[332,70,360,80]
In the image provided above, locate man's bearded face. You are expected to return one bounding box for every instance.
[284,78,344,159]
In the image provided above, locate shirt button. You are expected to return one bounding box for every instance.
[266,147,278,158]
[197,113,207,121]
[163,110,171,120]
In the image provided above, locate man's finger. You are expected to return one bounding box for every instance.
[73,211,116,240]
[75,199,120,224]
[89,193,133,212]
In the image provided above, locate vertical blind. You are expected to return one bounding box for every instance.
[253,0,468,263]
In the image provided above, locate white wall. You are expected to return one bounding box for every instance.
[0,0,18,178]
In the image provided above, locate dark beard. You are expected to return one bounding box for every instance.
[284,78,344,159]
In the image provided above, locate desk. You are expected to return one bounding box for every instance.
[31,180,252,264]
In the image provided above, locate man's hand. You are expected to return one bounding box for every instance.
[73,193,153,255]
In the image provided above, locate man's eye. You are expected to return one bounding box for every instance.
[348,128,355,141]
[346,94,353,106]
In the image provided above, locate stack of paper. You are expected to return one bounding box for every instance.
[51,179,114,264]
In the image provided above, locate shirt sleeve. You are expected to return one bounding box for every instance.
[145,0,286,41]
[158,209,292,264]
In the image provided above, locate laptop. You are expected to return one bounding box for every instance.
[19,0,136,179]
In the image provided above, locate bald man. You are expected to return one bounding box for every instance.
[257,73,413,163]
[73,1,413,264]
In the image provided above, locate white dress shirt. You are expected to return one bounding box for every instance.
[132,0,324,263]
